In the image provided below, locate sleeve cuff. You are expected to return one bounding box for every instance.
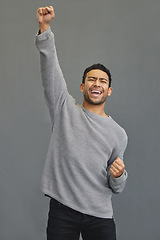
[36,27,52,41]
[110,169,128,184]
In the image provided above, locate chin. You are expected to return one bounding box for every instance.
[89,99,105,106]
[84,94,106,106]
[92,102,104,106]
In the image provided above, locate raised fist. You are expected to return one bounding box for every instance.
[37,6,55,33]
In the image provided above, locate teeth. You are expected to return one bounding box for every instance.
[91,90,101,94]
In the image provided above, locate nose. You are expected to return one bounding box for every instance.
[93,79,101,86]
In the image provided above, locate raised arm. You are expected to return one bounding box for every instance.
[36,6,68,123]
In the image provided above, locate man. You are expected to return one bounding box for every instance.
[36,6,128,240]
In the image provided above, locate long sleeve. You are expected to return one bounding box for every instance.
[107,131,128,194]
[35,27,68,123]
[108,170,128,194]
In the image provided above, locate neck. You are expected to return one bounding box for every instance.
[82,101,108,118]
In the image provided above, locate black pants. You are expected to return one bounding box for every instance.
[47,198,117,240]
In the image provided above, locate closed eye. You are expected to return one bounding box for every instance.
[88,78,95,81]
[87,77,96,82]
[99,78,109,83]
[101,80,108,83]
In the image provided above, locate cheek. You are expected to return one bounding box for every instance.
[84,85,90,92]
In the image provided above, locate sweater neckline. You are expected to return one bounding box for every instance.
[81,105,112,121]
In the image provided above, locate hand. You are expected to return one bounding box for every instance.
[110,158,125,178]
[37,6,55,33]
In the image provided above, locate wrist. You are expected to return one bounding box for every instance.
[39,23,50,33]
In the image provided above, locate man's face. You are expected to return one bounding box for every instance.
[80,69,112,105]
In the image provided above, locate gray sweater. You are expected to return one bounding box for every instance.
[36,27,128,218]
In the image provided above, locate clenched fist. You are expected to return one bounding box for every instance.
[37,6,55,33]
[110,158,125,178]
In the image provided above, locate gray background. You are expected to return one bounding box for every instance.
[0,0,160,239]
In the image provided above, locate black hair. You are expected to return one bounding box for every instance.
[82,63,112,87]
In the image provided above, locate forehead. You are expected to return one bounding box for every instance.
[86,69,109,80]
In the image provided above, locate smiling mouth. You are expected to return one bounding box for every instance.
[90,90,102,96]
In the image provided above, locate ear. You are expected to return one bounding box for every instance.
[80,83,84,92]
[108,87,112,96]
